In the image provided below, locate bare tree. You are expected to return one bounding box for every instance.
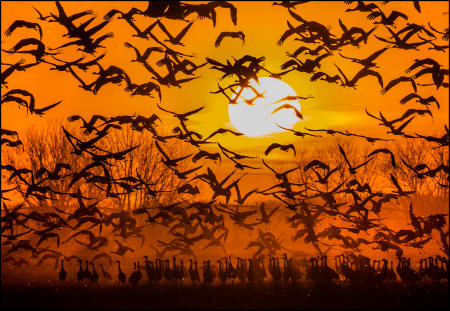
[99,125,194,210]
[1,120,194,212]
[1,120,102,210]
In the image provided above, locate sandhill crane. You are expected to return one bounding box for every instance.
[321,256,339,281]
[136,262,142,284]
[59,259,67,282]
[189,259,200,285]
[116,260,126,284]
[164,259,173,282]
[203,260,215,285]
[218,259,227,284]
[99,264,112,281]
[225,256,237,284]
[172,256,180,284]
[237,257,247,284]
[193,261,200,284]
[247,258,255,283]
[83,260,92,281]
[77,259,84,283]
[91,262,99,283]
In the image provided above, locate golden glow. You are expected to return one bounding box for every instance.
[1,1,448,158]
[228,77,302,137]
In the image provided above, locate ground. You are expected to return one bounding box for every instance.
[1,281,448,310]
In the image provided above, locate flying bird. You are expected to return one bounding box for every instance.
[157,20,194,46]
[335,64,384,89]
[390,174,415,196]
[271,104,303,119]
[339,48,388,68]
[276,124,320,137]
[367,148,396,168]
[215,31,245,47]
[155,141,192,167]
[265,143,296,156]
[400,93,440,109]
[203,128,243,142]
[4,20,43,39]
[304,159,330,172]
[157,104,204,121]
[32,100,63,115]
[338,144,375,174]
[111,239,135,256]
[381,76,417,94]
[367,7,408,26]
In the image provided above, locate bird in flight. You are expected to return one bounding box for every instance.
[265,143,296,156]
[271,104,303,119]
[215,31,245,47]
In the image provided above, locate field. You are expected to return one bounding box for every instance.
[2,281,448,310]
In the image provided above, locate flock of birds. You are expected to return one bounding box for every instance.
[1,0,449,291]
[6,252,448,286]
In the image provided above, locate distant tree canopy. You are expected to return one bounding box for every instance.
[1,120,193,211]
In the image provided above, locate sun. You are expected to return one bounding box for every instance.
[228,77,302,137]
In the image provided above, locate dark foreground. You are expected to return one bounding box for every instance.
[1,281,448,310]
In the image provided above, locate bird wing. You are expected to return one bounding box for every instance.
[183,106,204,117]
[338,145,352,167]
[338,52,356,61]
[289,46,309,57]
[267,205,280,218]
[353,157,375,170]
[400,93,420,104]
[154,140,170,161]
[389,10,408,21]
[334,64,348,83]
[287,144,297,155]
[288,8,307,23]
[271,104,303,119]
[338,18,348,32]
[265,143,282,156]
[156,103,176,115]
[366,47,388,62]
[389,174,402,192]
[310,71,327,81]
[212,1,238,25]
[381,76,405,94]
[174,22,194,42]
[261,158,278,175]
[304,159,329,171]
[353,68,383,89]
[397,117,415,132]
[215,32,226,47]
[33,100,62,114]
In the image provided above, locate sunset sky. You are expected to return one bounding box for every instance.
[1,1,449,189]
[1,1,449,282]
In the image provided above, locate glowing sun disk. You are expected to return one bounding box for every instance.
[228,77,302,137]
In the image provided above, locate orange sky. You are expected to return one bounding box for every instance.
[1,1,449,189]
[1,1,449,266]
